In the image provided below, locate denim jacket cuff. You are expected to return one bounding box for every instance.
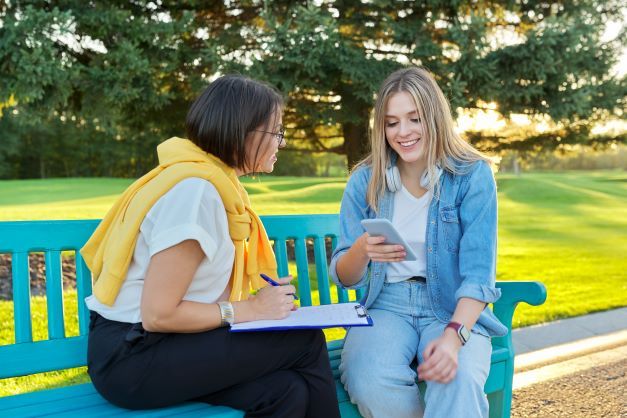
[329,251,369,290]
[455,283,502,304]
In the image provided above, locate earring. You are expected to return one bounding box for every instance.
[386,165,402,192]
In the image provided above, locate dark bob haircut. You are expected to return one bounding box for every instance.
[185,75,283,169]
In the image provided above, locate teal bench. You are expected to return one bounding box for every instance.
[0,215,546,417]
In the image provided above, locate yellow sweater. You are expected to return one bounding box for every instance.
[80,137,277,306]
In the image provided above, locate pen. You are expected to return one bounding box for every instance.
[260,273,299,300]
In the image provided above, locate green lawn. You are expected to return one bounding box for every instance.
[0,176,347,219]
[496,171,627,326]
[1,171,626,395]
[1,172,626,324]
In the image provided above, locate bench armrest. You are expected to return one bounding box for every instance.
[491,281,547,350]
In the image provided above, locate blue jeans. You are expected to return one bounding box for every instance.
[339,280,492,418]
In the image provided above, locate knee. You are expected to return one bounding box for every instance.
[341,367,376,405]
[428,365,486,400]
[341,365,420,418]
[424,366,488,417]
[283,373,309,413]
[453,363,488,390]
[286,373,309,398]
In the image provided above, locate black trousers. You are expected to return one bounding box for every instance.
[87,312,340,418]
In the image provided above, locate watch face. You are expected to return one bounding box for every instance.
[460,326,471,343]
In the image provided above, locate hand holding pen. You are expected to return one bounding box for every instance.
[260,273,299,300]
[246,274,298,320]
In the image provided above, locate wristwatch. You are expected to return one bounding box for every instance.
[217,301,235,327]
[446,321,471,345]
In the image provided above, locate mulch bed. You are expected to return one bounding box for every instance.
[0,253,77,301]
[512,357,626,417]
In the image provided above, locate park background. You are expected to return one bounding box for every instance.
[0,1,625,396]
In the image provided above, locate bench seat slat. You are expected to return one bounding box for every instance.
[0,383,97,410]
[0,384,242,417]
[44,402,240,418]
[4,393,112,417]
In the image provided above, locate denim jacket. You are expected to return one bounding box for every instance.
[329,160,508,337]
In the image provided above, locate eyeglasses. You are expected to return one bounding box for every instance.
[255,126,286,148]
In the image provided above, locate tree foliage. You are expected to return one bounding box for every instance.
[0,0,624,178]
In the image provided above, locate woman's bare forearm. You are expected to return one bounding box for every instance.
[142,298,258,333]
[451,297,486,330]
[336,234,370,286]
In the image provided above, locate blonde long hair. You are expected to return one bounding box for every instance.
[355,66,491,211]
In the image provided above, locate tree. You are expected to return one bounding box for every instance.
[247,1,626,165]
[1,1,624,177]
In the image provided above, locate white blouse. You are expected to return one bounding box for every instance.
[86,177,235,323]
[385,186,432,283]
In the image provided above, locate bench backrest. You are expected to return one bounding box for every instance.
[0,215,365,379]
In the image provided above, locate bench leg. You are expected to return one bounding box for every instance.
[488,386,512,418]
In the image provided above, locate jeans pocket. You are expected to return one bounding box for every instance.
[440,206,461,253]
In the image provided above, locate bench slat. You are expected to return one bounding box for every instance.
[45,250,65,340]
[337,286,350,303]
[0,220,100,252]
[294,238,312,306]
[313,235,332,305]
[12,251,33,344]
[75,252,93,336]
[330,236,351,304]
[0,337,87,379]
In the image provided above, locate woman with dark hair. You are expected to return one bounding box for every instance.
[81,75,341,418]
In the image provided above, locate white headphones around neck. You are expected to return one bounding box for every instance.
[385,165,442,192]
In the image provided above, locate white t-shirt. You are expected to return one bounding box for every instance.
[85,177,235,323]
[385,186,432,283]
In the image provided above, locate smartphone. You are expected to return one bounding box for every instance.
[360,218,417,261]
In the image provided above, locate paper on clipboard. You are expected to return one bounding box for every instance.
[230,302,373,332]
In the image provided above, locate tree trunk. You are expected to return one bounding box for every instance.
[39,156,46,179]
[342,121,369,169]
[512,151,520,176]
[342,101,371,169]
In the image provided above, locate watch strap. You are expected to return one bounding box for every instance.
[445,321,468,345]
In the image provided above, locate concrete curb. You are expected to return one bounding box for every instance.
[513,344,627,390]
[514,329,627,373]
[512,307,627,355]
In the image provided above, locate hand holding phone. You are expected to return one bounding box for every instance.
[360,219,417,261]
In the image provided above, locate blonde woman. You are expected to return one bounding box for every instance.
[330,67,507,418]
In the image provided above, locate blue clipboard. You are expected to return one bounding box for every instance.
[230,303,373,332]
